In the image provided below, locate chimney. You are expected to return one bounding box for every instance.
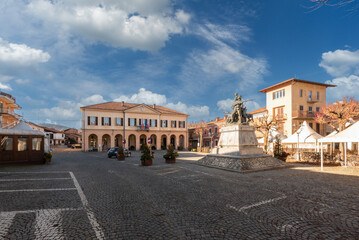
[121,101,124,107]
[224,115,228,120]
[216,117,219,121]
[153,104,156,109]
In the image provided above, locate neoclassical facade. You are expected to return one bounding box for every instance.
[81,102,189,151]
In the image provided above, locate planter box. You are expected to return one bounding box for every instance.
[141,159,152,166]
[165,158,176,164]
[117,155,125,161]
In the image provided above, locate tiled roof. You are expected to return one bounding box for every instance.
[81,102,188,116]
[248,107,267,115]
[259,78,336,93]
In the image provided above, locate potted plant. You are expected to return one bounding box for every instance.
[141,143,153,166]
[163,144,179,164]
[117,146,125,161]
[44,152,52,163]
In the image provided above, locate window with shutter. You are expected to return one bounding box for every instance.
[88,116,90,125]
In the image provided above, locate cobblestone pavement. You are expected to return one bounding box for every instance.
[0,150,358,239]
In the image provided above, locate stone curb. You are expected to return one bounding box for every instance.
[194,162,295,174]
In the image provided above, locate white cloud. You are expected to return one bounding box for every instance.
[81,94,106,106]
[0,82,12,91]
[319,49,359,77]
[166,102,209,118]
[217,98,233,112]
[179,23,267,95]
[27,0,190,51]
[0,37,50,67]
[325,75,359,101]
[113,88,209,118]
[114,88,167,105]
[15,79,30,85]
[217,97,261,113]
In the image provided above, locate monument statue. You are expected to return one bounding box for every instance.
[225,93,253,124]
[197,92,291,172]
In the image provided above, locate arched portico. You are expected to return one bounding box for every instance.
[170,134,176,147]
[115,134,123,147]
[102,134,111,151]
[89,134,98,151]
[128,134,136,151]
[150,134,157,150]
[179,135,185,149]
[140,134,147,146]
[161,135,167,150]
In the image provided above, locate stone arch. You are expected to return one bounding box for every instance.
[150,134,157,150]
[161,135,167,150]
[140,134,147,146]
[128,134,136,151]
[88,134,98,151]
[115,134,123,147]
[102,134,111,151]
[170,134,176,147]
[179,135,185,149]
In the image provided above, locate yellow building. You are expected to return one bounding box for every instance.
[258,78,335,136]
[0,91,21,128]
[81,102,189,151]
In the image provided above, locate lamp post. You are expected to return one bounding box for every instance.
[296,124,303,161]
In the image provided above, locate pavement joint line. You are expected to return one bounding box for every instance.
[227,195,287,213]
[0,188,77,193]
[0,171,70,174]
[0,178,72,182]
[158,169,181,175]
[69,171,105,240]
[0,208,84,216]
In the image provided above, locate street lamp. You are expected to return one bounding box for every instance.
[296,124,303,160]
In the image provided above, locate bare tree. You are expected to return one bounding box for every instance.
[252,114,279,154]
[315,97,359,158]
[315,97,359,132]
[189,120,207,151]
[309,0,358,11]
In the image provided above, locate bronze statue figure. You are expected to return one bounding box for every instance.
[225,93,253,124]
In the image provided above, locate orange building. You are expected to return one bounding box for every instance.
[81,102,189,151]
[0,91,21,128]
[257,78,336,136]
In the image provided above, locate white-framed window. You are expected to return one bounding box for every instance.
[272,89,285,100]
[161,120,168,128]
[102,117,110,126]
[128,118,136,126]
[116,118,123,126]
[171,120,177,128]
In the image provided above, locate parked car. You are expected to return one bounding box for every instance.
[107,147,131,158]
[72,144,82,149]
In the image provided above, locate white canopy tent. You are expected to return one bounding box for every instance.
[0,121,45,136]
[258,128,287,153]
[282,121,323,152]
[319,121,359,171]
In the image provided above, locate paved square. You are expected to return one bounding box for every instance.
[0,150,358,239]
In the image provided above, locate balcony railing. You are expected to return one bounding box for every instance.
[292,110,315,118]
[0,108,21,119]
[307,97,318,103]
[0,91,16,102]
[136,125,150,131]
[274,113,287,120]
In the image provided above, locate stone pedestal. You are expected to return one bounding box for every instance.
[199,124,293,172]
[212,124,263,156]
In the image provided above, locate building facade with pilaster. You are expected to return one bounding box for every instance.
[81,102,189,151]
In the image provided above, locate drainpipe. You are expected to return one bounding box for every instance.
[123,111,126,148]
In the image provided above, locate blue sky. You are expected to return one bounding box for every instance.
[0,0,359,128]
